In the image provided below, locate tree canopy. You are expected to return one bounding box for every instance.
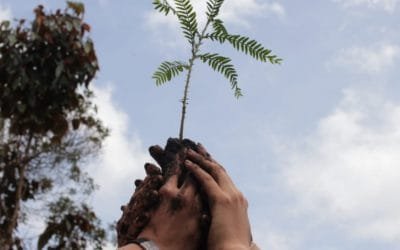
[0,2,108,249]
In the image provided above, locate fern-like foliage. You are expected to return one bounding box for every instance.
[207,19,282,64]
[175,0,198,43]
[199,53,242,97]
[206,0,224,19]
[226,35,282,64]
[212,19,228,35]
[153,61,189,85]
[153,0,176,15]
[207,19,229,43]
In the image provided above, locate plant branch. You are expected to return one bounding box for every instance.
[178,19,212,140]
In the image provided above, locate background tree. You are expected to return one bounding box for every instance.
[0,2,108,249]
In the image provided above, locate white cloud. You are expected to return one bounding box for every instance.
[219,0,285,26]
[0,4,11,22]
[331,44,400,74]
[88,84,150,223]
[145,0,285,32]
[333,0,400,12]
[279,88,400,242]
[253,228,293,250]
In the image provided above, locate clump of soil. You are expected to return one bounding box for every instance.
[116,138,210,249]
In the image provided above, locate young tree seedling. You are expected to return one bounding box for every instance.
[152,0,282,140]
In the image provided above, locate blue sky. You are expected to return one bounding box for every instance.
[2,0,400,249]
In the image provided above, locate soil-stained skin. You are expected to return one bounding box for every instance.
[116,138,210,249]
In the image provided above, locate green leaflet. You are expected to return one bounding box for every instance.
[152,61,189,85]
[175,0,198,43]
[206,0,225,19]
[212,19,228,35]
[153,0,176,15]
[199,53,242,98]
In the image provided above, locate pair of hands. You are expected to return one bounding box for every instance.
[121,144,252,250]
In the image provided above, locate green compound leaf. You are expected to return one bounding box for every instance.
[175,0,198,43]
[209,33,282,64]
[206,0,225,19]
[153,0,176,15]
[205,19,282,64]
[212,19,228,35]
[199,53,242,98]
[153,61,189,85]
[227,35,282,64]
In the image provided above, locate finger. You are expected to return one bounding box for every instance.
[179,174,198,198]
[184,159,221,201]
[143,175,164,190]
[196,143,213,160]
[159,174,179,197]
[143,189,160,208]
[187,149,231,186]
[144,163,162,176]
[149,145,167,169]
[134,175,163,194]
[134,179,143,189]
[120,205,126,212]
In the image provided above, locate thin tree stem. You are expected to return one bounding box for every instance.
[179,56,195,140]
[178,19,212,140]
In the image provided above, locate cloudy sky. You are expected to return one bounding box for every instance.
[2,0,400,249]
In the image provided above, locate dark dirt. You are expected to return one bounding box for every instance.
[116,138,210,249]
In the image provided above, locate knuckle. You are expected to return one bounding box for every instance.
[159,185,175,197]
[149,175,164,188]
[202,173,214,183]
[219,191,247,206]
[243,196,249,208]
[218,194,232,205]
[235,191,247,203]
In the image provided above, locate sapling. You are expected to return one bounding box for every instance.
[152,0,281,140]
[117,0,281,247]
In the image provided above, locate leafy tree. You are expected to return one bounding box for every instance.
[38,197,105,249]
[0,2,108,249]
[152,0,282,139]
